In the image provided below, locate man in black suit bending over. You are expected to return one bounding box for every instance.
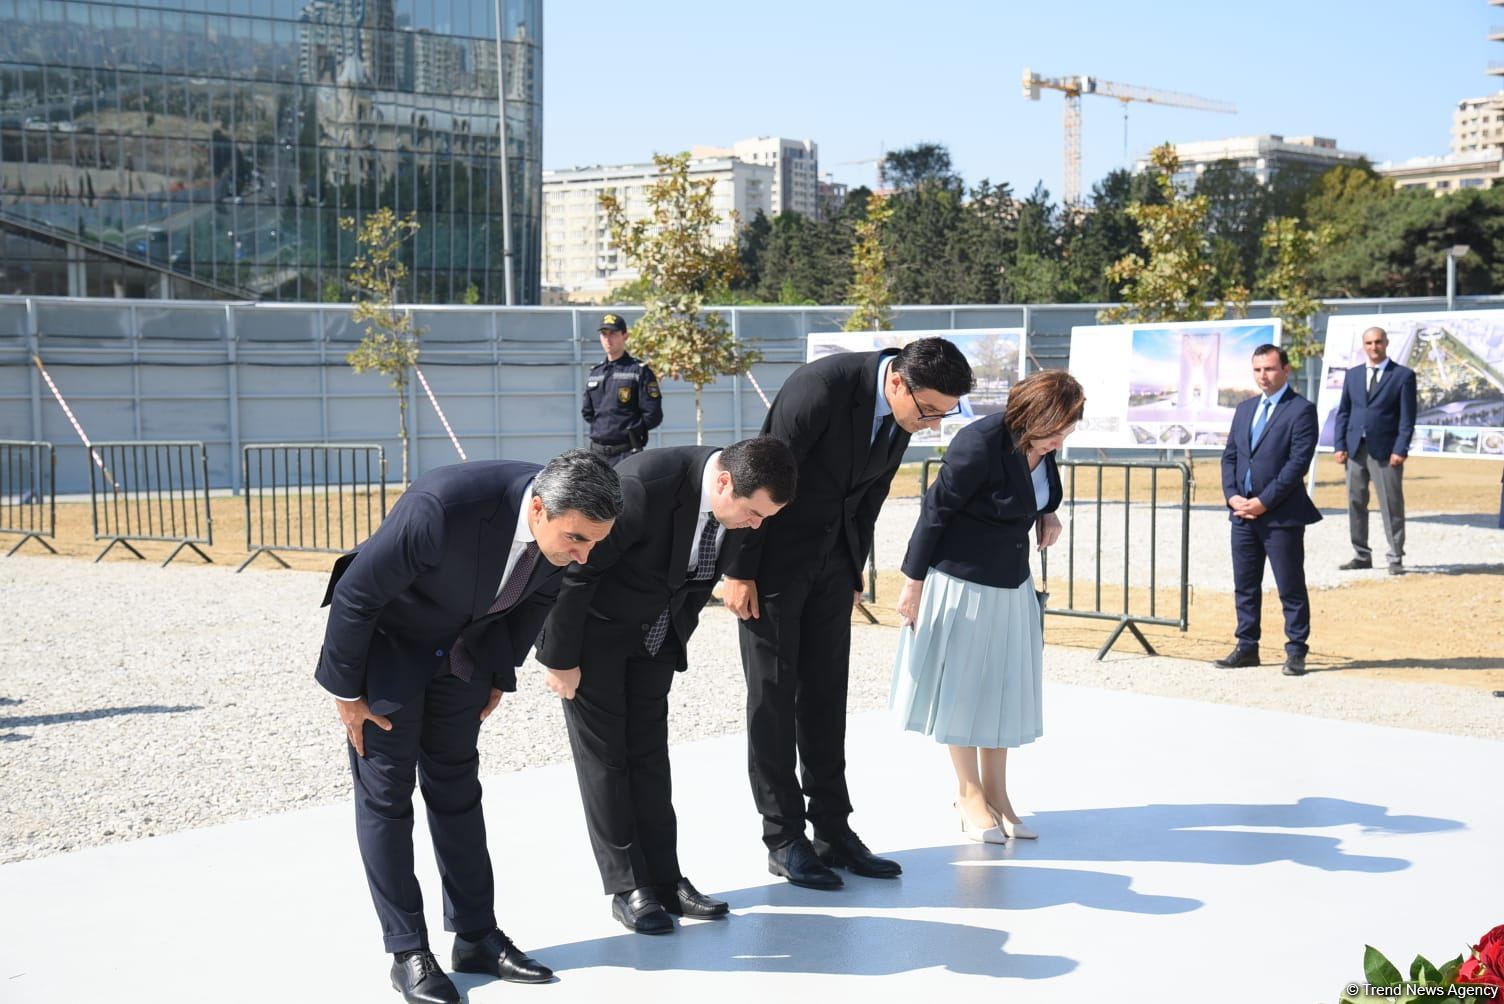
[723,337,974,889]
[1216,344,1323,678]
[536,436,798,934]
[316,451,623,1004]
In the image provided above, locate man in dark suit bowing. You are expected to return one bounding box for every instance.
[1333,325,1417,575]
[316,450,623,1004]
[723,337,974,889]
[1216,344,1323,678]
[535,436,798,934]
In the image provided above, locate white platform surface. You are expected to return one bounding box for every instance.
[3,682,1499,1003]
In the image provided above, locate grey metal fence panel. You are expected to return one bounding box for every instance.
[0,440,56,556]
[240,443,387,572]
[5,295,1500,495]
[88,440,213,567]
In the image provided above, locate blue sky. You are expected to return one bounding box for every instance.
[543,0,1494,201]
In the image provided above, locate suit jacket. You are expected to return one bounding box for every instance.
[1332,361,1417,462]
[1221,389,1323,527]
[315,461,563,715]
[723,349,908,591]
[901,412,1061,589]
[535,447,746,671]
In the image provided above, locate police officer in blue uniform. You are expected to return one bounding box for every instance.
[583,313,663,465]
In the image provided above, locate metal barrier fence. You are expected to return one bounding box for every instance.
[239,444,387,572]
[0,440,56,556]
[920,457,1192,658]
[88,441,213,566]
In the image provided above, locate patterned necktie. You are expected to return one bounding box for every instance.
[644,514,719,657]
[449,541,540,682]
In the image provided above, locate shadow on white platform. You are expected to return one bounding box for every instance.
[3,682,1499,1003]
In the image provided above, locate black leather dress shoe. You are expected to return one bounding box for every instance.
[768,837,844,890]
[611,888,674,934]
[814,831,902,879]
[451,928,554,984]
[1388,563,1404,576]
[1339,558,1372,570]
[390,950,461,1004]
[1213,647,1260,668]
[658,877,729,918]
[1282,654,1308,677]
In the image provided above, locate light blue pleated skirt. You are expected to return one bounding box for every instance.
[890,567,1044,749]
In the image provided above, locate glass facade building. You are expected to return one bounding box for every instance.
[0,0,541,302]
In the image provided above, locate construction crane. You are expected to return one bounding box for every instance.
[1021,69,1235,206]
[836,148,886,191]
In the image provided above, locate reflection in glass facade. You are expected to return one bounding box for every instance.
[0,0,541,302]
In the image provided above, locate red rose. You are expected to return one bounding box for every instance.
[1478,938,1504,986]
[1457,925,1504,987]
[1457,956,1487,984]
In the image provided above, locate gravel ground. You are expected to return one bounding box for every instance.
[3,495,1501,865]
[874,497,1504,593]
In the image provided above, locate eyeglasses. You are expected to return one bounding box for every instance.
[902,376,963,420]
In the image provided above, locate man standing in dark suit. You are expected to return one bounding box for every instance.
[316,451,623,1004]
[723,337,974,889]
[1216,345,1323,678]
[1333,325,1417,575]
[535,437,798,934]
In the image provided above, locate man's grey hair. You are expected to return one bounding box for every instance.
[531,449,623,523]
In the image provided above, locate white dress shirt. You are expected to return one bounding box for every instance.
[497,478,537,598]
[689,452,727,570]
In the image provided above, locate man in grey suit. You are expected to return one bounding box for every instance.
[1333,326,1418,575]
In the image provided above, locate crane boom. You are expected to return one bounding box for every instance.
[1021,68,1236,205]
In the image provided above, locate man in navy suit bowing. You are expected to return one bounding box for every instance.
[1216,344,1323,678]
[317,451,623,1004]
[1332,325,1417,575]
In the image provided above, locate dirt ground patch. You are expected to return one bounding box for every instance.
[862,569,1504,694]
[878,454,1504,694]
[888,453,1504,514]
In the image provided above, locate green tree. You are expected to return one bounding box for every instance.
[883,142,961,191]
[1100,144,1249,323]
[1259,216,1329,367]
[843,192,894,330]
[600,152,760,443]
[342,208,422,484]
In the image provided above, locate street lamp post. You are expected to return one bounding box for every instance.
[1445,244,1471,312]
[493,0,515,306]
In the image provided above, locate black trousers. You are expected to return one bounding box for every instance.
[348,666,496,953]
[563,625,681,895]
[1230,518,1310,658]
[738,550,855,850]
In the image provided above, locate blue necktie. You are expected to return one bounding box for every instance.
[1245,398,1273,494]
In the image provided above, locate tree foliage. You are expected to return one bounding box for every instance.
[1259,216,1329,367]
[343,208,422,484]
[1100,144,1249,324]
[843,192,894,331]
[601,152,761,443]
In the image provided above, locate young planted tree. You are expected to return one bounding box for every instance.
[1259,216,1330,368]
[843,192,894,331]
[342,208,422,484]
[1100,144,1249,324]
[600,152,759,444]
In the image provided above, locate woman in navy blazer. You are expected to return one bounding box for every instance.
[891,370,1084,843]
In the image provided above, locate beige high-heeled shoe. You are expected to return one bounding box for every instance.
[956,802,1006,844]
[987,803,1038,840]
